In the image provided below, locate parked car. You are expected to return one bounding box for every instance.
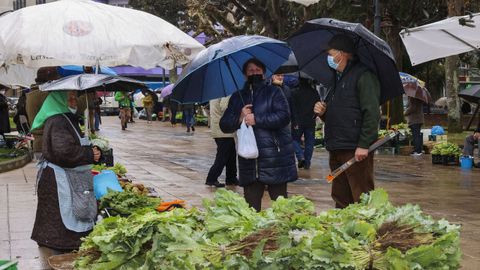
[98,92,119,116]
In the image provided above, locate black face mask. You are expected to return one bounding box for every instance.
[247,74,264,85]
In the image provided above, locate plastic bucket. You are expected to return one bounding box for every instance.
[460,156,473,169]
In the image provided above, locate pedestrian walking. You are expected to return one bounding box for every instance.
[405,97,424,156]
[206,97,238,187]
[220,58,297,211]
[142,91,155,124]
[94,96,102,131]
[31,91,101,251]
[292,77,320,169]
[162,95,171,122]
[314,34,380,209]
[170,99,179,127]
[115,91,131,130]
[182,103,196,133]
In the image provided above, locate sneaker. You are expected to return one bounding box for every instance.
[410,152,423,156]
[205,181,225,188]
[298,160,305,169]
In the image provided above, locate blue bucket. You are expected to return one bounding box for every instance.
[460,156,473,169]
[93,170,123,199]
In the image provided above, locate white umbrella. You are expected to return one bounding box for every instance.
[0,0,204,69]
[286,0,320,6]
[399,13,480,66]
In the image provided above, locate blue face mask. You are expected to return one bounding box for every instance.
[327,55,339,70]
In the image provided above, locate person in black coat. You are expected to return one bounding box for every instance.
[0,91,11,141]
[220,58,297,211]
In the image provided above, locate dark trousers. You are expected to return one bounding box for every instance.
[329,150,374,209]
[243,182,287,212]
[409,123,423,153]
[170,105,178,125]
[292,126,315,166]
[206,138,237,183]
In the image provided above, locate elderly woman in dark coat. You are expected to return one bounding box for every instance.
[220,58,297,211]
[31,91,101,251]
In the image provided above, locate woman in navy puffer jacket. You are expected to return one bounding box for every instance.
[220,58,297,211]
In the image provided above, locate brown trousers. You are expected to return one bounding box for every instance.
[120,108,131,128]
[329,150,374,209]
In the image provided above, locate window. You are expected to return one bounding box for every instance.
[13,0,26,10]
[36,0,46,4]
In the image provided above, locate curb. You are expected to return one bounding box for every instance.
[0,153,32,173]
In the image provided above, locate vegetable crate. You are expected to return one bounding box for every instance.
[432,154,459,166]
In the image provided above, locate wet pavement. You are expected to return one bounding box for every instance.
[0,116,479,269]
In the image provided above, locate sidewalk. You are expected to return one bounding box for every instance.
[0,116,479,269]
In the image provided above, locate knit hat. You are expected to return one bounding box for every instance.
[328,34,356,54]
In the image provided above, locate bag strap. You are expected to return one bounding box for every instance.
[62,114,83,142]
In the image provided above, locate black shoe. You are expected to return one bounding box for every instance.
[304,163,311,170]
[187,127,191,133]
[298,160,305,169]
[192,126,195,132]
[226,178,239,186]
[205,181,225,188]
[122,127,125,131]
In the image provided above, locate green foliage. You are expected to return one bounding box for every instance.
[99,190,161,215]
[76,189,461,270]
[92,162,127,176]
[431,142,462,156]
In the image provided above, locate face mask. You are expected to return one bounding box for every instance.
[247,74,264,85]
[68,107,77,114]
[327,52,342,71]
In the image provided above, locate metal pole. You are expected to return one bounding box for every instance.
[374,0,381,37]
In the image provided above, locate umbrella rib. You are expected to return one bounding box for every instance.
[218,59,228,99]
[441,29,479,51]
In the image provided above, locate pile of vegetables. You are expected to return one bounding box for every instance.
[119,180,149,195]
[99,190,161,216]
[92,162,127,177]
[75,189,461,270]
[431,142,462,157]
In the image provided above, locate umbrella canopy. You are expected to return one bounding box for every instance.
[171,35,292,103]
[400,13,480,66]
[274,52,298,74]
[287,18,404,104]
[0,0,204,69]
[58,66,117,76]
[399,72,432,104]
[39,74,146,92]
[459,84,480,103]
[160,84,174,98]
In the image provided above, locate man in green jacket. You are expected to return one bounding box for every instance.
[115,91,131,130]
[314,34,381,208]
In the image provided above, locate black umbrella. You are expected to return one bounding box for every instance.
[39,74,147,92]
[459,84,480,130]
[459,85,480,104]
[287,18,404,104]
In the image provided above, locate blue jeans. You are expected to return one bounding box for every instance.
[292,126,315,166]
[94,112,101,131]
[183,109,195,128]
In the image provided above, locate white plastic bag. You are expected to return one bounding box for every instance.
[237,119,259,159]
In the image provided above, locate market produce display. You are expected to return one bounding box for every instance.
[431,142,462,157]
[75,189,461,270]
[92,162,128,177]
[99,190,161,216]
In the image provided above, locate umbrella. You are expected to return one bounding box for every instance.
[287,18,404,104]
[400,13,480,66]
[0,0,204,69]
[39,74,146,92]
[458,84,480,104]
[459,85,480,130]
[160,84,174,98]
[171,35,292,103]
[274,52,299,74]
[399,72,432,104]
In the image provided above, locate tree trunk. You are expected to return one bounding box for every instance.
[383,21,405,125]
[445,0,464,133]
[445,55,463,132]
